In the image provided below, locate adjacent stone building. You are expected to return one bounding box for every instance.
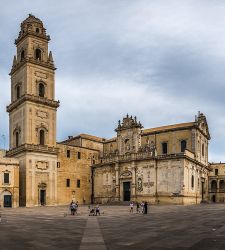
[208,163,225,203]
[93,113,210,205]
[0,150,19,208]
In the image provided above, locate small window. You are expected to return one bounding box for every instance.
[16,85,21,99]
[215,169,218,175]
[15,132,19,147]
[35,48,41,60]
[77,179,80,188]
[36,28,40,33]
[162,142,168,154]
[57,162,60,168]
[39,83,45,97]
[67,150,71,158]
[202,143,205,157]
[181,140,187,153]
[78,152,81,159]
[191,175,194,189]
[66,179,70,187]
[4,173,9,184]
[39,130,45,145]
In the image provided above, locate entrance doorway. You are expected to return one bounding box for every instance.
[40,190,46,205]
[123,182,131,201]
[4,195,12,207]
[212,195,216,203]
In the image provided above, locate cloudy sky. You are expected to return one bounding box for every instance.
[0,0,225,161]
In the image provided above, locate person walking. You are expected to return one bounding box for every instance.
[144,201,148,214]
[141,201,144,213]
[70,200,75,215]
[136,202,140,213]
[95,205,100,216]
[130,201,134,213]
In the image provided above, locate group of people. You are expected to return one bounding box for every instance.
[88,205,101,216]
[70,200,79,215]
[130,201,148,214]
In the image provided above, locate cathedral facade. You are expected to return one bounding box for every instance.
[1,15,214,207]
[93,113,210,205]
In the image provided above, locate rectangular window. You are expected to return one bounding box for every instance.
[67,150,70,158]
[57,162,60,168]
[78,152,81,159]
[162,142,168,154]
[215,169,218,175]
[4,173,9,184]
[77,179,80,188]
[66,179,70,187]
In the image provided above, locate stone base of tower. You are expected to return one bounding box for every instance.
[8,150,58,207]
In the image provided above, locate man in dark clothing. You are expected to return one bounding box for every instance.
[144,201,148,214]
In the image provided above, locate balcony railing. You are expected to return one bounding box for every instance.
[96,151,193,165]
[7,94,60,112]
[6,143,59,157]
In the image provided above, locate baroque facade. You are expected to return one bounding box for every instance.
[93,113,210,205]
[2,14,221,207]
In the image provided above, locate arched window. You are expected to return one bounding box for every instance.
[39,130,45,145]
[191,175,194,189]
[219,180,225,191]
[181,140,187,152]
[16,85,21,99]
[35,49,41,61]
[39,83,45,97]
[21,50,25,62]
[211,180,217,192]
[15,132,19,147]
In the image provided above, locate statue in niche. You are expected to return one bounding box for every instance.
[137,177,143,191]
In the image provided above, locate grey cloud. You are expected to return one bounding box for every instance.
[1,0,225,162]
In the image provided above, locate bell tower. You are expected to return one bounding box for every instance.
[7,14,59,206]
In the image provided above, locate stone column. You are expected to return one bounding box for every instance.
[115,163,120,201]
[131,161,136,200]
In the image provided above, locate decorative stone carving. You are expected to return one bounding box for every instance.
[120,170,132,178]
[137,177,143,191]
[36,110,48,119]
[36,161,48,170]
[35,71,47,79]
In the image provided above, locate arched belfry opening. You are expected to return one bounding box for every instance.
[15,131,19,147]
[35,48,41,61]
[39,129,45,145]
[20,50,25,61]
[39,83,45,97]
[16,85,21,99]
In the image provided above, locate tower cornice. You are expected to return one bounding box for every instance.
[7,94,60,113]
[15,31,50,45]
[10,57,56,76]
[6,143,59,157]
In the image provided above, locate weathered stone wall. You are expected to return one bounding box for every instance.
[57,144,99,205]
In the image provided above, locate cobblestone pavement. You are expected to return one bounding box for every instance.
[1,204,225,249]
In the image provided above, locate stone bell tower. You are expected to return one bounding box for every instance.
[7,14,59,206]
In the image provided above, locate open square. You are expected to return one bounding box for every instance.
[1,204,225,249]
